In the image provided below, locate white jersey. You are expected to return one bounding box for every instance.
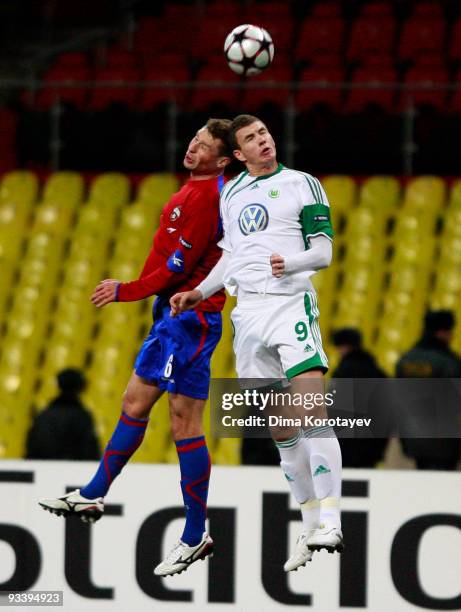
[218,164,334,296]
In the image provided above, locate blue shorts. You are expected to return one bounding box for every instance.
[135,297,222,400]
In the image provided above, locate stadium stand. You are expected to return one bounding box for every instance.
[1,170,460,463]
[4,0,459,175]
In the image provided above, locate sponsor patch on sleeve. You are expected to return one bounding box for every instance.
[167,249,185,273]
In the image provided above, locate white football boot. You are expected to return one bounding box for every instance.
[154,532,214,576]
[284,530,314,572]
[307,524,344,553]
[39,489,104,523]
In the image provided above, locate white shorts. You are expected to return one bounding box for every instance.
[231,291,328,381]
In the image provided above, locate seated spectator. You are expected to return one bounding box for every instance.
[396,311,461,470]
[26,369,100,460]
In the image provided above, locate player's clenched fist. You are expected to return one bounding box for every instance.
[170,289,203,317]
[91,279,120,308]
[270,253,285,278]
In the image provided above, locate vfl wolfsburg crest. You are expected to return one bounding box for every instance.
[238,203,269,235]
[268,188,280,198]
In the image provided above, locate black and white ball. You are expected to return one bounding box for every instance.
[224,24,274,76]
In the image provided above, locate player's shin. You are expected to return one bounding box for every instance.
[275,429,319,532]
[176,436,211,546]
[80,412,148,499]
[303,426,342,529]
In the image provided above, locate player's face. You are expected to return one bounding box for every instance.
[233,121,277,167]
[183,127,227,175]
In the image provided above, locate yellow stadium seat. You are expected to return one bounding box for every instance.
[433,268,461,294]
[391,237,435,267]
[137,173,179,207]
[359,176,401,213]
[323,176,357,213]
[442,209,461,239]
[438,237,461,266]
[89,173,130,208]
[0,171,38,208]
[393,212,436,240]
[23,231,63,262]
[43,171,84,207]
[430,293,459,310]
[403,176,446,214]
[0,224,23,264]
[345,206,386,239]
[448,179,461,209]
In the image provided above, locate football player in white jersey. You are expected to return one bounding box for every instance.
[170,115,343,571]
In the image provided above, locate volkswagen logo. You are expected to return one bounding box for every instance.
[238,204,269,235]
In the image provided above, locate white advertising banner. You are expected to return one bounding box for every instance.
[0,460,460,611]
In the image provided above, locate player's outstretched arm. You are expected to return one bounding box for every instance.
[170,289,203,316]
[91,279,120,308]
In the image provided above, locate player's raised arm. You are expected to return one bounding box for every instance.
[170,249,231,316]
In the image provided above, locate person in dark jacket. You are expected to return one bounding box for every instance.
[396,310,461,470]
[26,369,100,460]
[332,328,389,467]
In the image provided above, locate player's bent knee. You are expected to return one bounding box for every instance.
[122,392,151,420]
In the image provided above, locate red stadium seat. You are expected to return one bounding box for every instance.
[193,16,241,59]
[449,17,461,62]
[412,2,444,19]
[240,66,293,111]
[399,57,448,111]
[347,17,396,63]
[254,19,293,54]
[89,66,141,110]
[140,65,190,110]
[192,65,241,110]
[134,15,199,55]
[164,4,197,22]
[345,60,397,113]
[246,2,291,21]
[296,17,344,61]
[398,17,446,62]
[311,2,342,18]
[360,2,393,18]
[296,64,345,112]
[206,1,239,19]
[105,47,137,68]
[133,17,161,54]
[36,65,90,110]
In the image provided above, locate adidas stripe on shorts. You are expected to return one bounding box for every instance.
[231,290,328,381]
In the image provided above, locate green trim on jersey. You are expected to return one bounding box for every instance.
[286,354,327,379]
[250,162,284,181]
[301,203,334,241]
[292,170,325,204]
[223,163,284,204]
[222,170,248,202]
[285,292,328,379]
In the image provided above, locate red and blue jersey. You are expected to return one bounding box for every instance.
[117,175,226,312]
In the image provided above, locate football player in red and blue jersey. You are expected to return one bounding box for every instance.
[39,119,232,576]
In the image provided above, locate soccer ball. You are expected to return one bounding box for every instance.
[224,24,274,76]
